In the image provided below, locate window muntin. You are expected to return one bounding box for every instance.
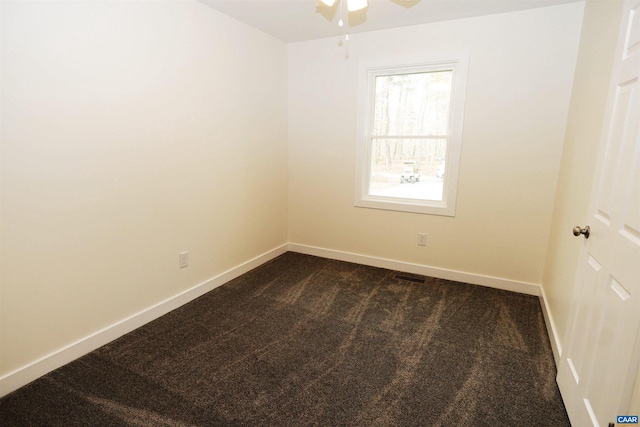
[356,55,468,216]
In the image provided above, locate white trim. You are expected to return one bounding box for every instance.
[0,244,288,398]
[288,243,539,296]
[538,284,562,366]
[355,51,469,217]
[0,242,548,398]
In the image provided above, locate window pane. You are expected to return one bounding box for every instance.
[369,138,447,201]
[373,71,452,137]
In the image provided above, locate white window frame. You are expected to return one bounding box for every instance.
[355,52,469,216]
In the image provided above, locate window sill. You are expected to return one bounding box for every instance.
[355,196,455,216]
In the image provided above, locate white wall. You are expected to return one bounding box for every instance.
[542,1,623,354]
[0,1,287,378]
[288,3,584,286]
[0,0,595,396]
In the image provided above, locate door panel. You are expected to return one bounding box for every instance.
[557,2,640,426]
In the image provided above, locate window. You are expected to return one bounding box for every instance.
[355,53,468,216]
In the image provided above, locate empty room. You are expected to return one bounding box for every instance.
[1,0,638,425]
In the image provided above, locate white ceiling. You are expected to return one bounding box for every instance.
[198,0,581,43]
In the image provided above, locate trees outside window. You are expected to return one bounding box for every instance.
[356,54,468,216]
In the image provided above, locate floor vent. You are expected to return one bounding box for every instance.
[393,274,426,284]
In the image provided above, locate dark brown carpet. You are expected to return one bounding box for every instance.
[0,252,570,426]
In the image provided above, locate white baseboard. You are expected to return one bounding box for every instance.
[0,242,547,397]
[286,244,564,367]
[538,284,563,366]
[288,243,540,296]
[0,244,289,398]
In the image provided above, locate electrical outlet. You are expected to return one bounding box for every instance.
[417,233,427,246]
[179,251,189,268]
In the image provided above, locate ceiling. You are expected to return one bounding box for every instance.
[198,0,581,43]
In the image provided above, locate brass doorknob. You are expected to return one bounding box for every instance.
[573,225,590,238]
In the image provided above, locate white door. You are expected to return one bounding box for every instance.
[557,2,640,426]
